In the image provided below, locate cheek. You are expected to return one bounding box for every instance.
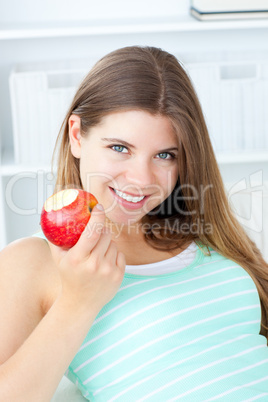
[80,162,121,194]
[158,167,178,196]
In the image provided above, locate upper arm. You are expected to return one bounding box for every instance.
[0,237,59,364]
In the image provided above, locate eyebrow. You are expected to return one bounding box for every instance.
[101,137,178,152]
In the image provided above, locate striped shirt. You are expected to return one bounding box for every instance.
[64,243,268,401]
[125,242,197,276]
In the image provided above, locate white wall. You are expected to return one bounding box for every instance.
[0,0,190,23]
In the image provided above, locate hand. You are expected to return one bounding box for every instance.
[50,204,126,315]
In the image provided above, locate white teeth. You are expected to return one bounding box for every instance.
[114,189,145,203]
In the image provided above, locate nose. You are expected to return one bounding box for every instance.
[125,158,156,190]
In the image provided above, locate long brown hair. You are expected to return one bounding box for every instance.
[53,46,268,339]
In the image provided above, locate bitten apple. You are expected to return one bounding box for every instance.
[40,189,98,248]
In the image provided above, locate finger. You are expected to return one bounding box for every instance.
[104,240,118,263]
[49,241,68,265]
[70,204,106,259]
[90,229,113,259]
[116,251,126,271]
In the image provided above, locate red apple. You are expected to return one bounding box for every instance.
[40,189,98,248]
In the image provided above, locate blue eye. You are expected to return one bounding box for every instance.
[157,152,174,160]
[112,145,128,153]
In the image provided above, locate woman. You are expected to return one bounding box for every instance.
[0,46,268,400]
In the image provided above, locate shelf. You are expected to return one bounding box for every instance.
[1,15,268,40]
[0,150,52,176]
[0,163,53,176]
[216,151,268,164]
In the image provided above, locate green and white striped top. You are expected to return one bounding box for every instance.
[63,243,268,401]
[33,232,268,399]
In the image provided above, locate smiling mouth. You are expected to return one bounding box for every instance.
[111,188,146,203]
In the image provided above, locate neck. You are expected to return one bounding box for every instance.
[104,217,191,266]
[105,217,144,242]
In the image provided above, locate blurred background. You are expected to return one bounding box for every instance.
[0,0,267,260]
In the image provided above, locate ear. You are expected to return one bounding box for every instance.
[69,114,82,158]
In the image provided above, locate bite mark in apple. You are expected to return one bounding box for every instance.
[40,189,98,249]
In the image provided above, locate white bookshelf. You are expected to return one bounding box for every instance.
[0,2,268,248]
[216,151,268,165]
[1,15,268,40]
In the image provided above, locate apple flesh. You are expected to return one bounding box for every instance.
[40,189,98,248]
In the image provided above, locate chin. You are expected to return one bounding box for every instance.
[106,211,144,228]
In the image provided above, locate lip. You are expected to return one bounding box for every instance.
[109,187,149,210]
[112,188,147,197]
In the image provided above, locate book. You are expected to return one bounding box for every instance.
[191,0,268,13]
[190,8,268,21]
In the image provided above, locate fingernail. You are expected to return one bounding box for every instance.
[96,204,104,211]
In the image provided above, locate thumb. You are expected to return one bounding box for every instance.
[83,203,106,239]
[72,203,106,256]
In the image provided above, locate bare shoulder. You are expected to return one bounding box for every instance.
[0,236,60,300]
[0,235,52,264]
[0,237,60,363]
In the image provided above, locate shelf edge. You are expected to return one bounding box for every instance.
[1,17,268,40]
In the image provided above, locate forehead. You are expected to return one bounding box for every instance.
[91,110,178,145]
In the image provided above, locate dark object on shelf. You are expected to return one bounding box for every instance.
[190,0,268,21]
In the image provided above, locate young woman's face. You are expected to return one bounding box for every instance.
[71,110,179,226]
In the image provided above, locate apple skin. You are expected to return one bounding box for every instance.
[40,189,98,249]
